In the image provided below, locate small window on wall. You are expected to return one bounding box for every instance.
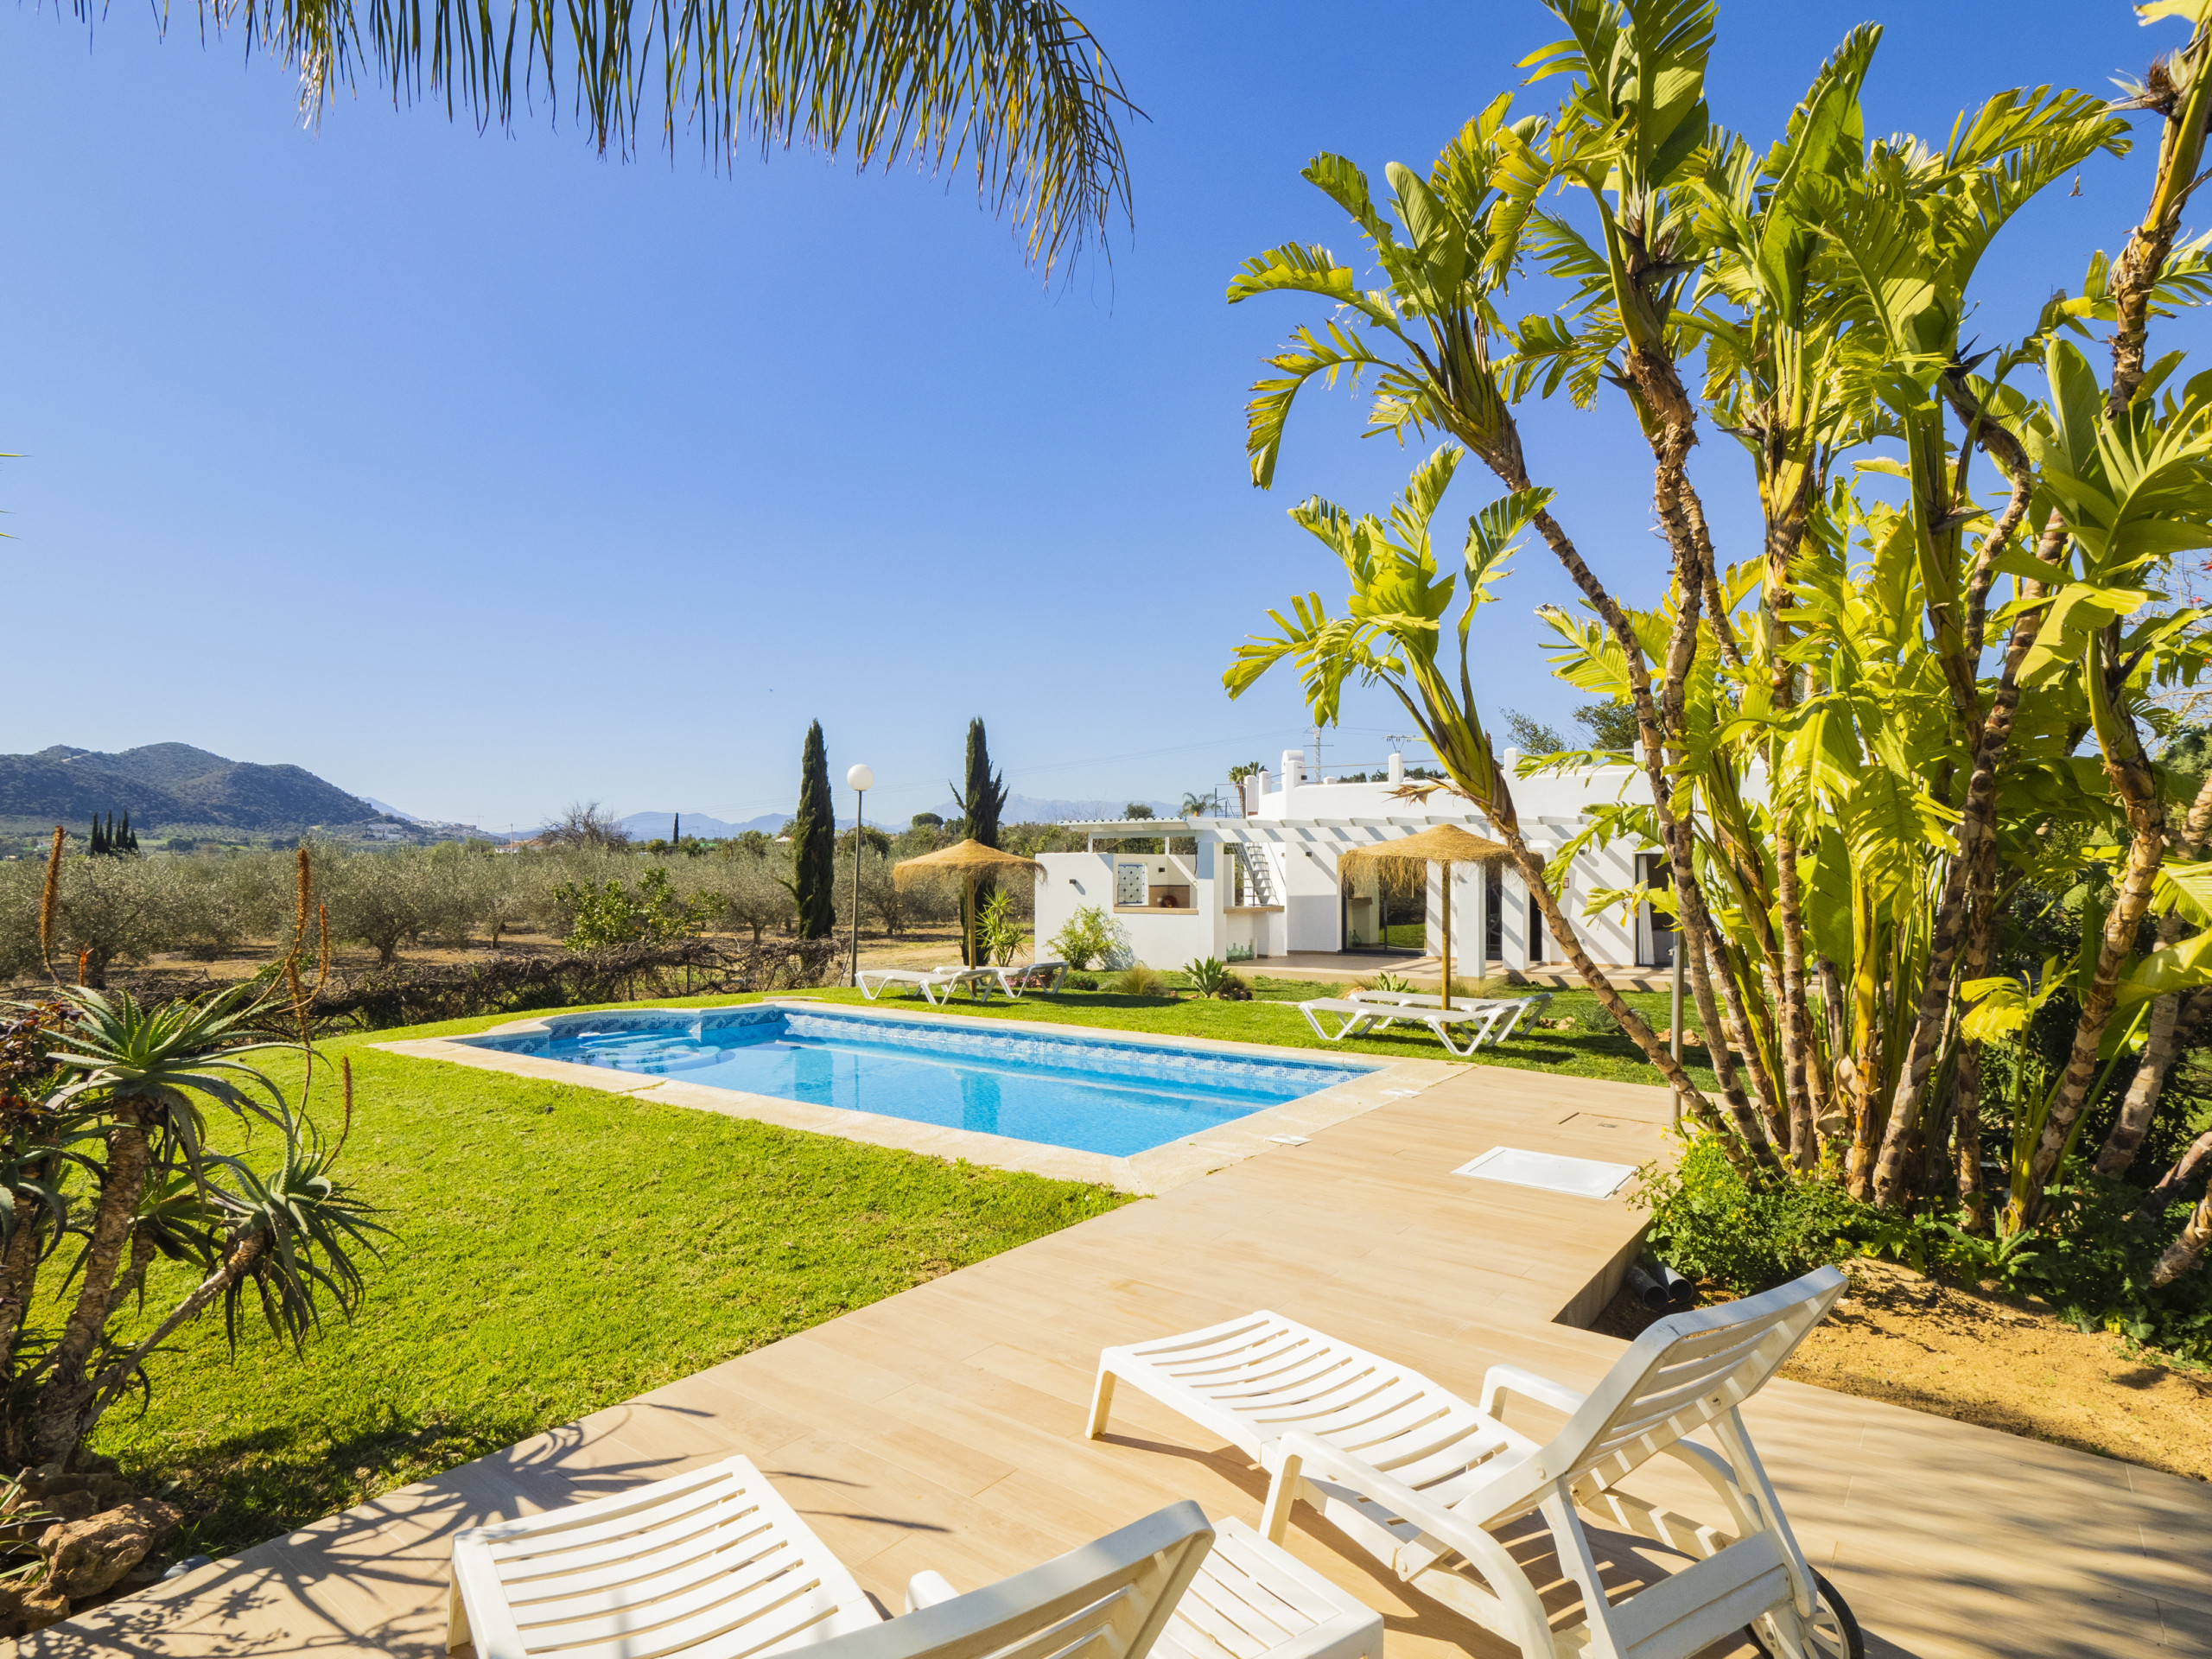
[1116,863,1146,906]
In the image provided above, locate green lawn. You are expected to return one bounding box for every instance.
[87,1031,1126,1560]
[88,973,1700,1561]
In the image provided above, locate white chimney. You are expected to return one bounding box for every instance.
[1280,748,1304,817]
[1387,751,1404,785]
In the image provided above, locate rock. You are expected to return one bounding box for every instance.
[40,1498,182,1601]
[83,1475,137,1506]
[0,1583,73,1638]
[41,1491,99,1524]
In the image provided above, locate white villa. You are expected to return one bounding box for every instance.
[1033,750,1676,980]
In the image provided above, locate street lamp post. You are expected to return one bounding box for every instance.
[846,763,874,987]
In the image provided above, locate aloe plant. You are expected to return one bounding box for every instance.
[1,855,384,1467]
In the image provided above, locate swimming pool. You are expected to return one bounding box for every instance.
[461,1004,1375,1157]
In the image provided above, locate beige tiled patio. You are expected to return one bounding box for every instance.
[15,1061,2207,1658]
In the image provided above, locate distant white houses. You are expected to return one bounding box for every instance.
[1032,749,1674,977]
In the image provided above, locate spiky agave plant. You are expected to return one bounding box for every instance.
[3,970,385,1466]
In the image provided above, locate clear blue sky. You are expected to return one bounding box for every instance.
[1,1,2199,831]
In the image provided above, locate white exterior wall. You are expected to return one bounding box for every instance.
[1033,849,1221,969]
[1239,753,1653,969]
[1032,751,1666,976]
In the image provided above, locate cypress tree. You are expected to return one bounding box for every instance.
[949,718,1010,963]
[120,812,136,852]
[791,722,836,938]
[88,817,104,856]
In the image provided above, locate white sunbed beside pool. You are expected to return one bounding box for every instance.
[448,1456,1384,1659]
[1348,988,1554,1043]
[1296,996,1509,1057]
[855,965,1001,1004]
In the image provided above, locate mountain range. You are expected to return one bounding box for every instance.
[617,811,798,840]
[615,797,1183,841]
[0,744,383,832]
[0,747,1192,842]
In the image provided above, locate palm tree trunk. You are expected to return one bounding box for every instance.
[2010,686,2168,1228]
[0,1195,47,1379]
[89,1233,267,1423]
[1463,372,1768,1152]
[2108,20,2212,417]
[2152,1193,2212,1288]
[1872,512,2065,1208]
[1952,870,1999,1230]
[1456,754,1772,1167]
[1502,826,1775,1168]
[1773,832,1818,1166]
[2098,772,2212,1179]
[1619,342,1793,1141]
[2142,1123,2212,1220]
[32,1111,150,1464]
[2094,920,2186,1181]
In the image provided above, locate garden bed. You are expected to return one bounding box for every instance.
[1593,1258,2212,1484]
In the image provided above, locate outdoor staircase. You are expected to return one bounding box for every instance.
[1235,845,1278,906]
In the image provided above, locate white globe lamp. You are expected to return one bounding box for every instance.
[846,763,874,987]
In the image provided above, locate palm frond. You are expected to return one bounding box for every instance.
[139,0,1135,268]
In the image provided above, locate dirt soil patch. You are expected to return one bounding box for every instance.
[1592,1257,2212,1484]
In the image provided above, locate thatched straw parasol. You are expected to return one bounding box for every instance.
[893,839,1046,969]
[1338,824,1509,1009]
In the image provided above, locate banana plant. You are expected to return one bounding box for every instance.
[1224,445,1771,1160]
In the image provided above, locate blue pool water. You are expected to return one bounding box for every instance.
[461,1005,1372,1157]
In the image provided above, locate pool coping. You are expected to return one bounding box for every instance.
[373,997,1461,1194]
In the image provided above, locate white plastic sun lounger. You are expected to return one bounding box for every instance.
[1349,989,1554,1043]
[994,959,1069,998]
[1297,996,1508,1057]
[856,967,958,1002]
[1087,1268,1858,1659]
[448,1455,1382,1659]
[856,967,1001,1005]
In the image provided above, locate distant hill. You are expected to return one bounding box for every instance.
[0,744,383,833]
[617,811,791,841]
[922,795,1182,824]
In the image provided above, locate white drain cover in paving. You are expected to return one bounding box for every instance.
[1452,1146,1635,1199]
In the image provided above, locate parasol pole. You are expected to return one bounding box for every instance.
[964,872,977,969]
[1440,861,1453,1011]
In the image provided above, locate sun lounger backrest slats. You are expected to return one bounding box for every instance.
[1534,1269,1845,1497]
[451,1458,885,1659]
[808,1503,1217,1659]
[502,1508,790,1609]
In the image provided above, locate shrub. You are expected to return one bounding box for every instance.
[555,868,709,950]
[976,889,1024,966]
[58,851,173,985]
[1048,904,1126,970]
[1063,971,1098,991]
[1637,1134,1865,1298]
[1641,1135,2212,1364]
[1110,963,1166,997]
[323,849,447,967]
[1184,957,1249,999]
